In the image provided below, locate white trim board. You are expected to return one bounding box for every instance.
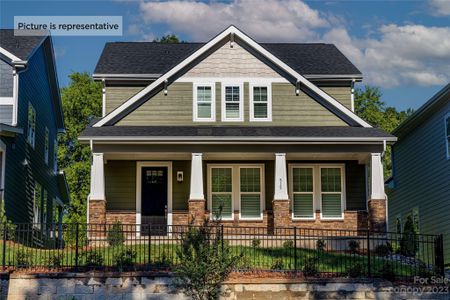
[93,25,371,128]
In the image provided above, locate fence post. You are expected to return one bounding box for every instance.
[366,230,371,277]
[435,234,445,276]
[2,223,6,271]
[148,225,152,266]
[75,222,79,271]
[294,227,297,273]
[221,224,224,254]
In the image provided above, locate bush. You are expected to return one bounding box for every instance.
[283,240,294,249]
[348,240,360,254]
[174,216,242,300]
[16,249,31,268]
[252,238,261,248]
[387,241,400,254]
[47,253,64,269]
[316,239,326,252]
[400,215,418,257]
[271,259,284,270]
[83,251,104,267]
[0,201,16,240]
[107,221,125,247]
[302,257,318,277]
[378,262,395,281]
[347,263,364,278]
[375,244,390,257]
[113,248,136,272]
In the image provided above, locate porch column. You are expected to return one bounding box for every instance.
[368,153,387,232]
[88,153,106,225]
[273,153,290,228]
[189,153,205,225]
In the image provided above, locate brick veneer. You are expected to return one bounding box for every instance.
[106,211,136,224]
[272,200,290,228]
[188,199,206,225]
[88,199,106,224]
[368,199,387,232]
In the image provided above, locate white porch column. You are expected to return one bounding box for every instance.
[274,153,289,200]
[189,153,204,200]
[370,153,385,199]
[90,153,105,200]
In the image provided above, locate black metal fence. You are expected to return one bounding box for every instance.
[0,223,444,281]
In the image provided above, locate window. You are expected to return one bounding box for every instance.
[239,167,263,219]
[250,84,272,121]
[193,84,215,121]
[53,139,58,173]
[33,182,42,227]
[291,167,314,219]
[208,164,264,220]
[222,84,243,121]
[27,103,36,148]
[44,128,49,165]
[446,113,450,159]
[43,189,48,227]
[289,164,345,220]
[320,167,344,219]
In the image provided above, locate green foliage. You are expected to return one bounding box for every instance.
[16,249,31,268]
[251,238,261,248]
[283,240,294,249]
[64,223,87,247]
[347,262,364,278]
[154,34,182,43]
[354,86,413,177]
[316,239,326,252]
[302,257,318,277]
[113,248,136,272]
[47,253,64,269]
[400,215,418,257]
[107,222,125,247]
[378,261,395,281]
[270,258,284,270]
[60,72,102,224]
[0,201,16,240]
[174,219,242,300]
[348,240,360,254]
[375,244,390,257]
[83,250,104,267]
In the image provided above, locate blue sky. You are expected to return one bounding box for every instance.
[1,0,449,111]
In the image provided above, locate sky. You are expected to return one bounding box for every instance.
[1,0,449,111]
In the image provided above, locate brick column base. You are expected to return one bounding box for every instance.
[88,199,106,239]
[272,200,290,228]
[188,199,206,225]
[368,199,386,232]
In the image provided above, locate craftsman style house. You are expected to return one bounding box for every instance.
[0,29,69,224]
[81,26,396,232]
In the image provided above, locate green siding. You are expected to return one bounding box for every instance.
[388,100,450,263]
[172,161,190,210]
[105,86,145,114]
[105,161,136,210]
[320,86,352,110]
[345,161,367,210]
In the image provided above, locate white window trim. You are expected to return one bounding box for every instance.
[207,164,265,221]
[33,182,42,229]
[193,83,216,122]
[249,83,272,122]
[445,112,450,160]
[319,165,346,220]
[221,83,244,122]
[238,165,265,221]
[289,163,346,220]
[44,127,49,165]
[27,102,36,149]
[289,165,315,220]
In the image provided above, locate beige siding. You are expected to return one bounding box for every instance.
[118,82,347,126]
[105,86,145,114]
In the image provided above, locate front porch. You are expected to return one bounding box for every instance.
[87,145,387,233]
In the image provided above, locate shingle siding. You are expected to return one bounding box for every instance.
[0,59,13,97]
[0,105,13,125]
[388,100,450,263]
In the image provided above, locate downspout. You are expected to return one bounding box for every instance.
[86,139,94,224]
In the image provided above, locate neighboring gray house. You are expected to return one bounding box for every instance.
[0,29,69,224]
[387,83,450,263]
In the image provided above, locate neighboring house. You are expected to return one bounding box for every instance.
[0,29,69,225]
[81,26,396,232]
[387,83,450,263]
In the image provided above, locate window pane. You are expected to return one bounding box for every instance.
[212,194,232,218]
[254,103,267,119]
[446,117,450,136]
[197,103,211,118]
[293,194,314,218]
[225,86,239,102]
[322,194,342,218]
[253,87,267,102]
[226,103,240,118]
[240,168,260,192]
[212,168,232,192]
[197,86,211,102]
[293,168,313,192]
[241,195,260,218]
[321,168,341,192]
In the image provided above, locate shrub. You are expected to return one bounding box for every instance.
[378,262,395,281]
[252,238,261,248]
[347,262,364,278]
[283,240,294,249]
[174,213,242,300]
[387,241,400,254]
[113,248,136,272]
[0,201,16,240]
[316,239,326,252]
[400,215,418,257]
[270,259,284,270]
[47,253,64,269]
[107,221,125,247]
[302,257,318,277]
[83,251,104,267]
[375,244,390,257]
[348,240,360,254]
[16,249,31,268]
[418,262,435,278]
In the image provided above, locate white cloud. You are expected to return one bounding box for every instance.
[429,0,450,16]
[134,0,450,87]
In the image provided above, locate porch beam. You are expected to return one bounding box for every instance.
[370,153,385,199]
[189,153,204,200]
[274,153,289,200]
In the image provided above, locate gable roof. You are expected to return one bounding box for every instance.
[94,42,362,78]
[393,83,450,138]
[0,29,46,62]
[93,25,371,128]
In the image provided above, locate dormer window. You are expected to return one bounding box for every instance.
[250,84,272,121]
[222,84,243,121]
[193,83,215,122]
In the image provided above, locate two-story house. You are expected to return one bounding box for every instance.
[0,29,69,225]
[81,26,396,232]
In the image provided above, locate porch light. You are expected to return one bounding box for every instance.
[230,32,235,48]
[295,81,301,95]
[164,80,168,95]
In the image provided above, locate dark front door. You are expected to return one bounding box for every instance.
[141,167,168,227]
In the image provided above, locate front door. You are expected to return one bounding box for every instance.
[141,167,168,228]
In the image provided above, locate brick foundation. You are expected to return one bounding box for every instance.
[106,211,136,224]
[188,200,206,225]
[272,200,290,228]
[88,199,106,224]
[368,199,387,232]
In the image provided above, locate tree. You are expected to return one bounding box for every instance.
[154,34,181,43]
[354,85,413,177]
[59,72,102,224]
